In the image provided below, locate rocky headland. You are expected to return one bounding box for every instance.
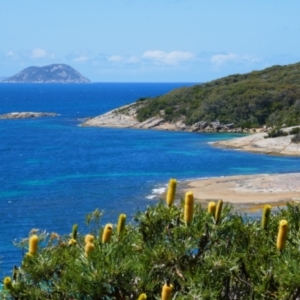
[0,112,58,119]
[81,103,300,156]
[81,103,247,133]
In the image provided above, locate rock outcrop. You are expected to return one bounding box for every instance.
[2,64,90,83]
[0,112,58,119]
[81,103,246,132]
[213,127,300,156]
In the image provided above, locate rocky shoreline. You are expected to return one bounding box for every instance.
[81,103,300,156]
[213,128,300,156]
[81,103,257,133]
[82,104,300,207]
[0,112,58,119]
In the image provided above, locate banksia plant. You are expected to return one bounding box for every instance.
[277,219,288,251]
[3,277,13,290]
[50,232,59,240]
[261,205,271,230]
[161,283,173,300]
[117,214,126,236]
[166,178,177,207]
[28,234,38,255]
[208,201,216,216]
[215,199,223,224]
[84,234,95,244]
[184,191,194,226]
[72,224,78,240]
[102,224,113,243]
[137,293,147,300]
[68,238,77,246]
[85,242,95,257]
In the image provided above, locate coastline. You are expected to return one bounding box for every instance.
[82,107,300,207]
[212,130,300,156]
[81,103,300,156]
[159,172,300,210]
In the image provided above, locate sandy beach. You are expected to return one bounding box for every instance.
[179,173,300,211]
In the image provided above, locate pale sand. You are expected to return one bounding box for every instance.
[180,173,300,206]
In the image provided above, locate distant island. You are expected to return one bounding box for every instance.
[1,64,90,83]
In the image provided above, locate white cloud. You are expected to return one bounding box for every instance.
[31,48,47,58]
[211,53,259,66]
[127,56,139,63]
[6,50,14,56]
[142,50,194,65]
[73,55,89,62]
[108,55,123,62]
[108,55,140,64]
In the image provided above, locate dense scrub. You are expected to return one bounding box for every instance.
[136,62,300,128]
[2,191,300,299]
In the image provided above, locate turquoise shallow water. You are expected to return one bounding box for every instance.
[0,83,300,277]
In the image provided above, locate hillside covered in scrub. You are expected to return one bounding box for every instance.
[135,62,300,129]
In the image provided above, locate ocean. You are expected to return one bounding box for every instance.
[1,82,300,277]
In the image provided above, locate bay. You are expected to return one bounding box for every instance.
[1,83,300,277]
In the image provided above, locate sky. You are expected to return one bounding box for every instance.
[1,0,300,82]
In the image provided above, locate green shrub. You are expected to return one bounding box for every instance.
[2,201,300,299]
[289,127,300,135]
[265,127,288,138]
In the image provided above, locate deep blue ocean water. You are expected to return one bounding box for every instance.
[1,82,300,277]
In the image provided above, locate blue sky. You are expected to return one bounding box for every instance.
[1,0,300,82]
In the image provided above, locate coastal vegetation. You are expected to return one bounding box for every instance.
[264,126,300,143]
[136,62,300,128]
[2,183,300,299]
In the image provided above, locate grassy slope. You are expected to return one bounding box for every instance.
[136,62,300,128]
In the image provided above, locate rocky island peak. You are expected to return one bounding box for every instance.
[1,64,90,83]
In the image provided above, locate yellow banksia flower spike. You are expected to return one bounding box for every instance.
[84,234,95,244]
[102,224,113,243]
[85,242,95,257]
[277,219,288,251]
[161,283,173,300]
[72,224,78,240]
[208,201,216,216]
[29,234,38,255]
[3,277,13,290]
[137,293,147,300]
[215,199,223,224]
[166,178,177,207]
[261,205,271,230]
[68,238,77,246]
[184,191,194,226]
[117,214,126,236]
